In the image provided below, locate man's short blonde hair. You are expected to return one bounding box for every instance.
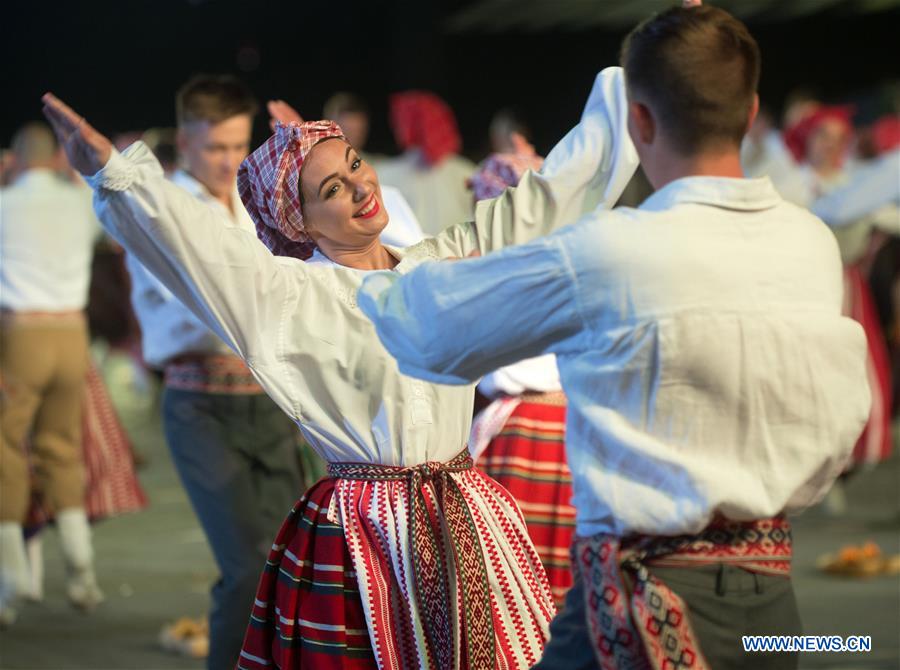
[175,74,259,127]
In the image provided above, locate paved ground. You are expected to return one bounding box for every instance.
[1,362,898,669]
[790,456,900,669]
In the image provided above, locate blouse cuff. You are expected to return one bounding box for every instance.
[85,146,137,192]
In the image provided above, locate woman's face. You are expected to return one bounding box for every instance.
[299,138,389,249]
[807,118,850,173]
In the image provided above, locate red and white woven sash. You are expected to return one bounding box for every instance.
[575,516,792,670]
[328,449,497,669]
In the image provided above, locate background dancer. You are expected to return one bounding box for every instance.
[467,152,576,607]
[783,106,895,472]
[377,90,476,236]
[0,122,104,623]
[23,359,147,605]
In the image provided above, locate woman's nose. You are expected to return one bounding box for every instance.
[351,180,372,203]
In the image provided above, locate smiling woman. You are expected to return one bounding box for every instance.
[42,64,637,669]
[236,119,400,273]
[298,137,397,269]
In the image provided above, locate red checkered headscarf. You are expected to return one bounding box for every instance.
[467,152,544,202]
[390,91,461,166]
[238,120,344,260]
[783,105,854,164]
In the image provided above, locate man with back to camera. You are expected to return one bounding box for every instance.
[357,3,870,669]
[0,122,103,624]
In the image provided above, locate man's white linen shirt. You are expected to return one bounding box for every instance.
[358,175,871,538]
[0,169,100,311]
[125,170,246,367]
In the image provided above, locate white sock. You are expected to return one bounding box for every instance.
[0,523,31,601]
[56,508,104,609]
[56,508,94,571]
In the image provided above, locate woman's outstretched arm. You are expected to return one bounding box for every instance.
[432,66,638,258]
[42,94,303,370]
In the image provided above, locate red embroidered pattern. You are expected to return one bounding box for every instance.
[469,470,548,668]
[576,516,793,670]
[329,450,497,669]
[163,354,263,394]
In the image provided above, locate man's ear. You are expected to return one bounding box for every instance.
[175,127,189,155]
[746,94,760,134]
[629,100,656,145]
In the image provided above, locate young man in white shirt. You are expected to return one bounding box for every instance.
[124,75,312,670]
[0,122,103,622]
[358,5,870,669]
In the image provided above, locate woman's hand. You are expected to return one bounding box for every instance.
[267,99,305,132]
[41,93,112,177]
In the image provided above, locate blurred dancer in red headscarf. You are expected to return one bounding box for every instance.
[785,106,896,471]
[377,91,477,236]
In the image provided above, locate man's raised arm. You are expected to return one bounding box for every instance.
[358,226,589,385]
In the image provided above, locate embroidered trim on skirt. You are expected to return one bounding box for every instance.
[478,399,574,606]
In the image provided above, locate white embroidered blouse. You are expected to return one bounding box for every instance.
[86,67,636,466]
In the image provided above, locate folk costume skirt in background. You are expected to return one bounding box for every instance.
[844,267,893,466]
[80,362,146,519]
[239,450,555,670]
[474,393,575,607]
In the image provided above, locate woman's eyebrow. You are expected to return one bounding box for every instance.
[317,146,355,196]
[318,171,339,196]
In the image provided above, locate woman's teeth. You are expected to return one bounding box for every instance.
[356,195,377,217]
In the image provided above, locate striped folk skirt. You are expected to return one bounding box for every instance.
[239,479,376,670]
[239,462,555,670]
[477,395,575,607]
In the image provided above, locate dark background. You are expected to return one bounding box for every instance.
[3,0,898,160]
